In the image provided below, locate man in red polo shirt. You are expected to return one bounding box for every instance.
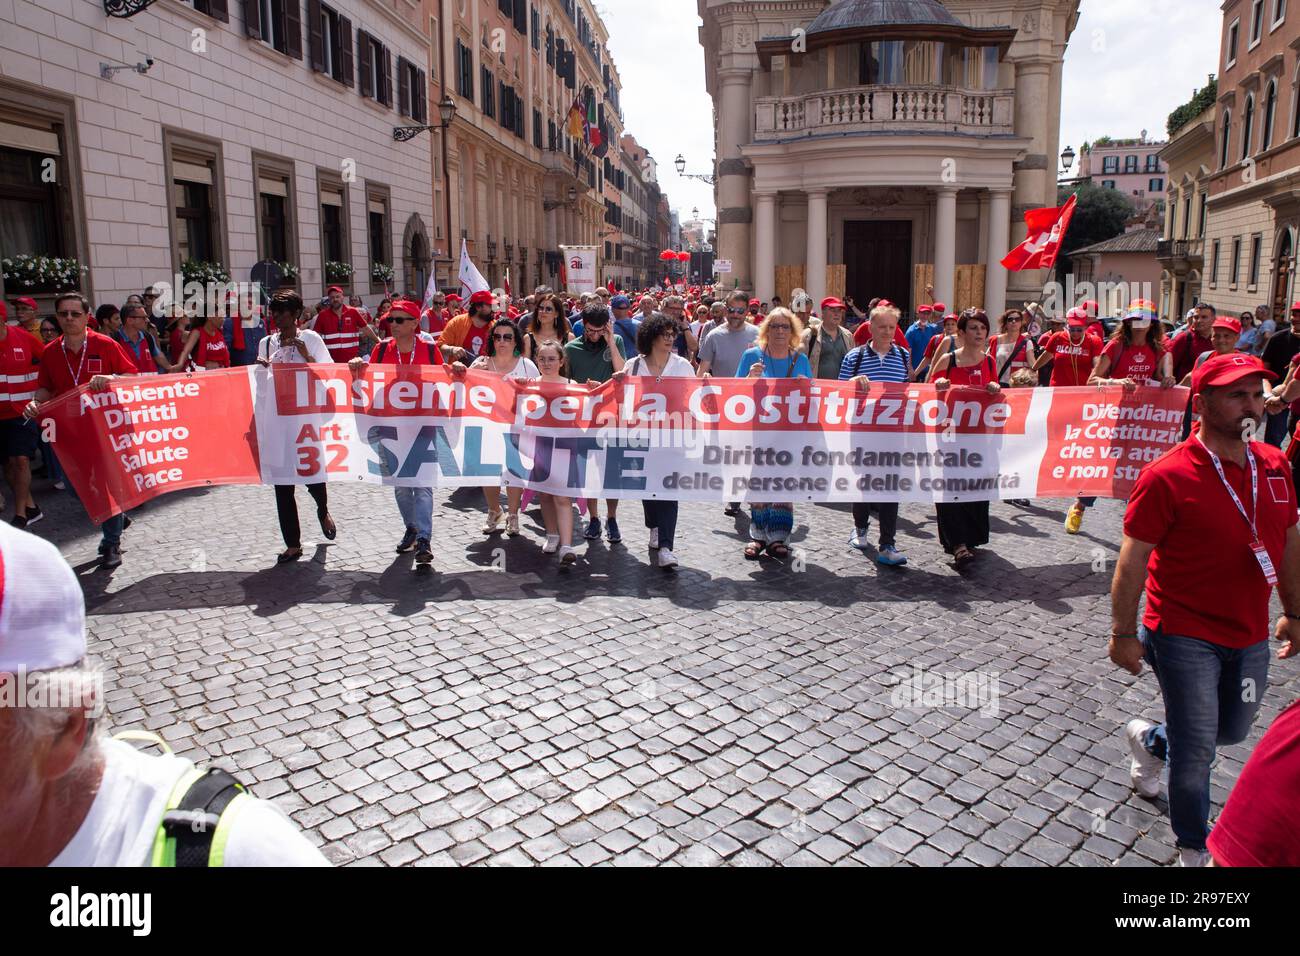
[1110,352,1300,866]
[311,285,377,362]
[24,292,138,568]
[0,306,45,528]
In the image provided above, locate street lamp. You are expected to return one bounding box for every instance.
[1060,145,1076,174]
[544,185,579,211]
[394,96,457,270]
[675,154,715,185]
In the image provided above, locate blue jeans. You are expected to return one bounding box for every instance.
[642,500,678,550]
[65,476,126,548]
[1264,408,1292,448]
[1139,626,1270,850]
[394,486,433,539]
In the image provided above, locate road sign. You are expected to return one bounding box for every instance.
[714,259,732,274]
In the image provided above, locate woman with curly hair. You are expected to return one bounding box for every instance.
[736,308,811,560]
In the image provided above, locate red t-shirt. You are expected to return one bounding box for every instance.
[1124,439,1297,648]
[1207,697,1300,866]
[1286,353,1300,416]
[37,331,137,397]
[421,308,449,337]
[1101,338,1160,383]
[460,322,491,361]
[1169,329,1213,381]
[1043,331,1103,387]
[0,326,43,419]
[944,353,997,388]
[368,339,444,365]
[192,327,229,368]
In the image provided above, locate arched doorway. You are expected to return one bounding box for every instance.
[403,214,432,299]
[1273,226,1295,321]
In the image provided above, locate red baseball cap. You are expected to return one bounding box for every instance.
[748,298,760,307]
[930,301,946,313]
[878,299,894,308]
[388,299,420,319]
[1192,352,1276,395]
[1290,301,1300,312]
[820,297,845,311]
[1212,316,1242,334]
[943,312,959,322]
[1080,299,1099,316]
[1066,308,1088,329]
[326,285,344,295]
[469,290,495,306]
[445,293,462,302]
[917,304,934,315]
[11,296,37,310]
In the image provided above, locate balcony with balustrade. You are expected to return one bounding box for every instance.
[754,84,1015,141]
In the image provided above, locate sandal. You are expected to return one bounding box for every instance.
[483,509,502,534]
[744,541,765,560]
[766,542,791,560]
[277,547,303,564]
[953,545,975,568]
[319,513,336,540]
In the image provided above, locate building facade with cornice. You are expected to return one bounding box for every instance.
[698,0,1079,318]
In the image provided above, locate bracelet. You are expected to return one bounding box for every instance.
[1111,633,1140,641]
[1285,613,1300,622]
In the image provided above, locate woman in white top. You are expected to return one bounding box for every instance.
[256,290,337,563]
[987,308,1037,386]
[470,317,539,535]
[612,313,695,570]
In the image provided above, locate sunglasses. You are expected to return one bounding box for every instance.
[390,315,414,324]
[55,310,84,318]
[768,324,792,331]
[492,333,515,341]
[726,308,746,315]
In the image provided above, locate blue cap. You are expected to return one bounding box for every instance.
[610,294,631,308]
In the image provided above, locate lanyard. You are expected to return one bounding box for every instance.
[1195,436,1258,538]
[63,340,89,387]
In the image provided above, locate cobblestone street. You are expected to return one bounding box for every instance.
[38,483,1300,867]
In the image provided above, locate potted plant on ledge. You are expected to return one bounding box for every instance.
[324,261,353,290]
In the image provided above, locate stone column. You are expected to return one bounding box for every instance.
[934,186,958,312]
[717,69,754,289]
[977,192,991,265]
[805,188,829,307]
[1009,57,1054,307]
[754,192,777,305]
[986,188,1012,320]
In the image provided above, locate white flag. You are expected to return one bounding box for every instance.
[458,238,489,303]
[420,269,439,312]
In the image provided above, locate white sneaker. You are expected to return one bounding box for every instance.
[657,548,678,568]
[1126,718,1163,799]
[648,527,660,550]
[848,528,870,550]
[558,545,577,565]
[542,534,560,554]
[1178,848,1211,867]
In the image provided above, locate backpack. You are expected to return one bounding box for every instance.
[115,730,251,868]
[850,342,912,380]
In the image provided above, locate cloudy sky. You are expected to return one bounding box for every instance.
[601,0,1224,219]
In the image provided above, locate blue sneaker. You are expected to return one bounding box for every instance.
[583,516,602,539]
[876,546,908,567]
[605,518,622,543]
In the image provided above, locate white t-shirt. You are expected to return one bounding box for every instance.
[49,739,329,867]
[470,355,540,380]
[623,352,695,379]
[258,329,331,365]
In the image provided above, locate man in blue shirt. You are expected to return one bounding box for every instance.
[839,303,913,566]
[905,303,941,368]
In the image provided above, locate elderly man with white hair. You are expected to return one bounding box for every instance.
[0,523,328,867]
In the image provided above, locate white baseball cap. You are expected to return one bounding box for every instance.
[0,523,85,673]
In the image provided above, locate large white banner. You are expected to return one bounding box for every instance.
[561,245,598,296]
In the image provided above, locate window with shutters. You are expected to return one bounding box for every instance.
[482,66,495,118]
[513,0,527,34]
[455,40,474,100]
[318,170,350,283]
[531,7,540,50]
[1231,236,1242,286]
[246,0,301,58]
[546,25,554,65]
[165,131,226,274]
[366,184,391,292]
[1249,233,1263,287]
[0,98,78,263]
[498,0,512,16]
[253,154,295,267]
[397,57,426,121]
[310,2,353,85]
[499,80,511,130]
[533,108,542,148]
[357,31,392,107]
[189,0,230,21]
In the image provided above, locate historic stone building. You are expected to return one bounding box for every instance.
[698,0,1080,318]
[1158,100,1216,321]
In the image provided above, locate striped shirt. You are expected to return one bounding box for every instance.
[839,342,912,383]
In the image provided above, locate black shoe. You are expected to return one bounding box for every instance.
[10,515,27,529]
[100,544,122,569]
[122,515,132,530]
[396,526,418,553]
[24,505,43,526]
[724,504,741,517]
[415,538,434,566]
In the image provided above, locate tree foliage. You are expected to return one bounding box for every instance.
[1167,78,1217,136]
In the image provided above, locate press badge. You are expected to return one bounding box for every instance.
[1252,539,1278,587]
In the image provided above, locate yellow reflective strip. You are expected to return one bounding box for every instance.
[208,792,250,868]
[150,767,205,868]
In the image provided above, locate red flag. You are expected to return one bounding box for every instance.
[559,257,567,288]
[504,267,512,298]
[607,278,616,293]
[1000,194,1077,271]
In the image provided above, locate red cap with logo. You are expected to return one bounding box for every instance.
[1191,352,1276,395]
[1212,316,1243,334]
[820,297,845,311]
[1066,307,1088,328]
[930,301,946,313]
[469,290,495,306]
